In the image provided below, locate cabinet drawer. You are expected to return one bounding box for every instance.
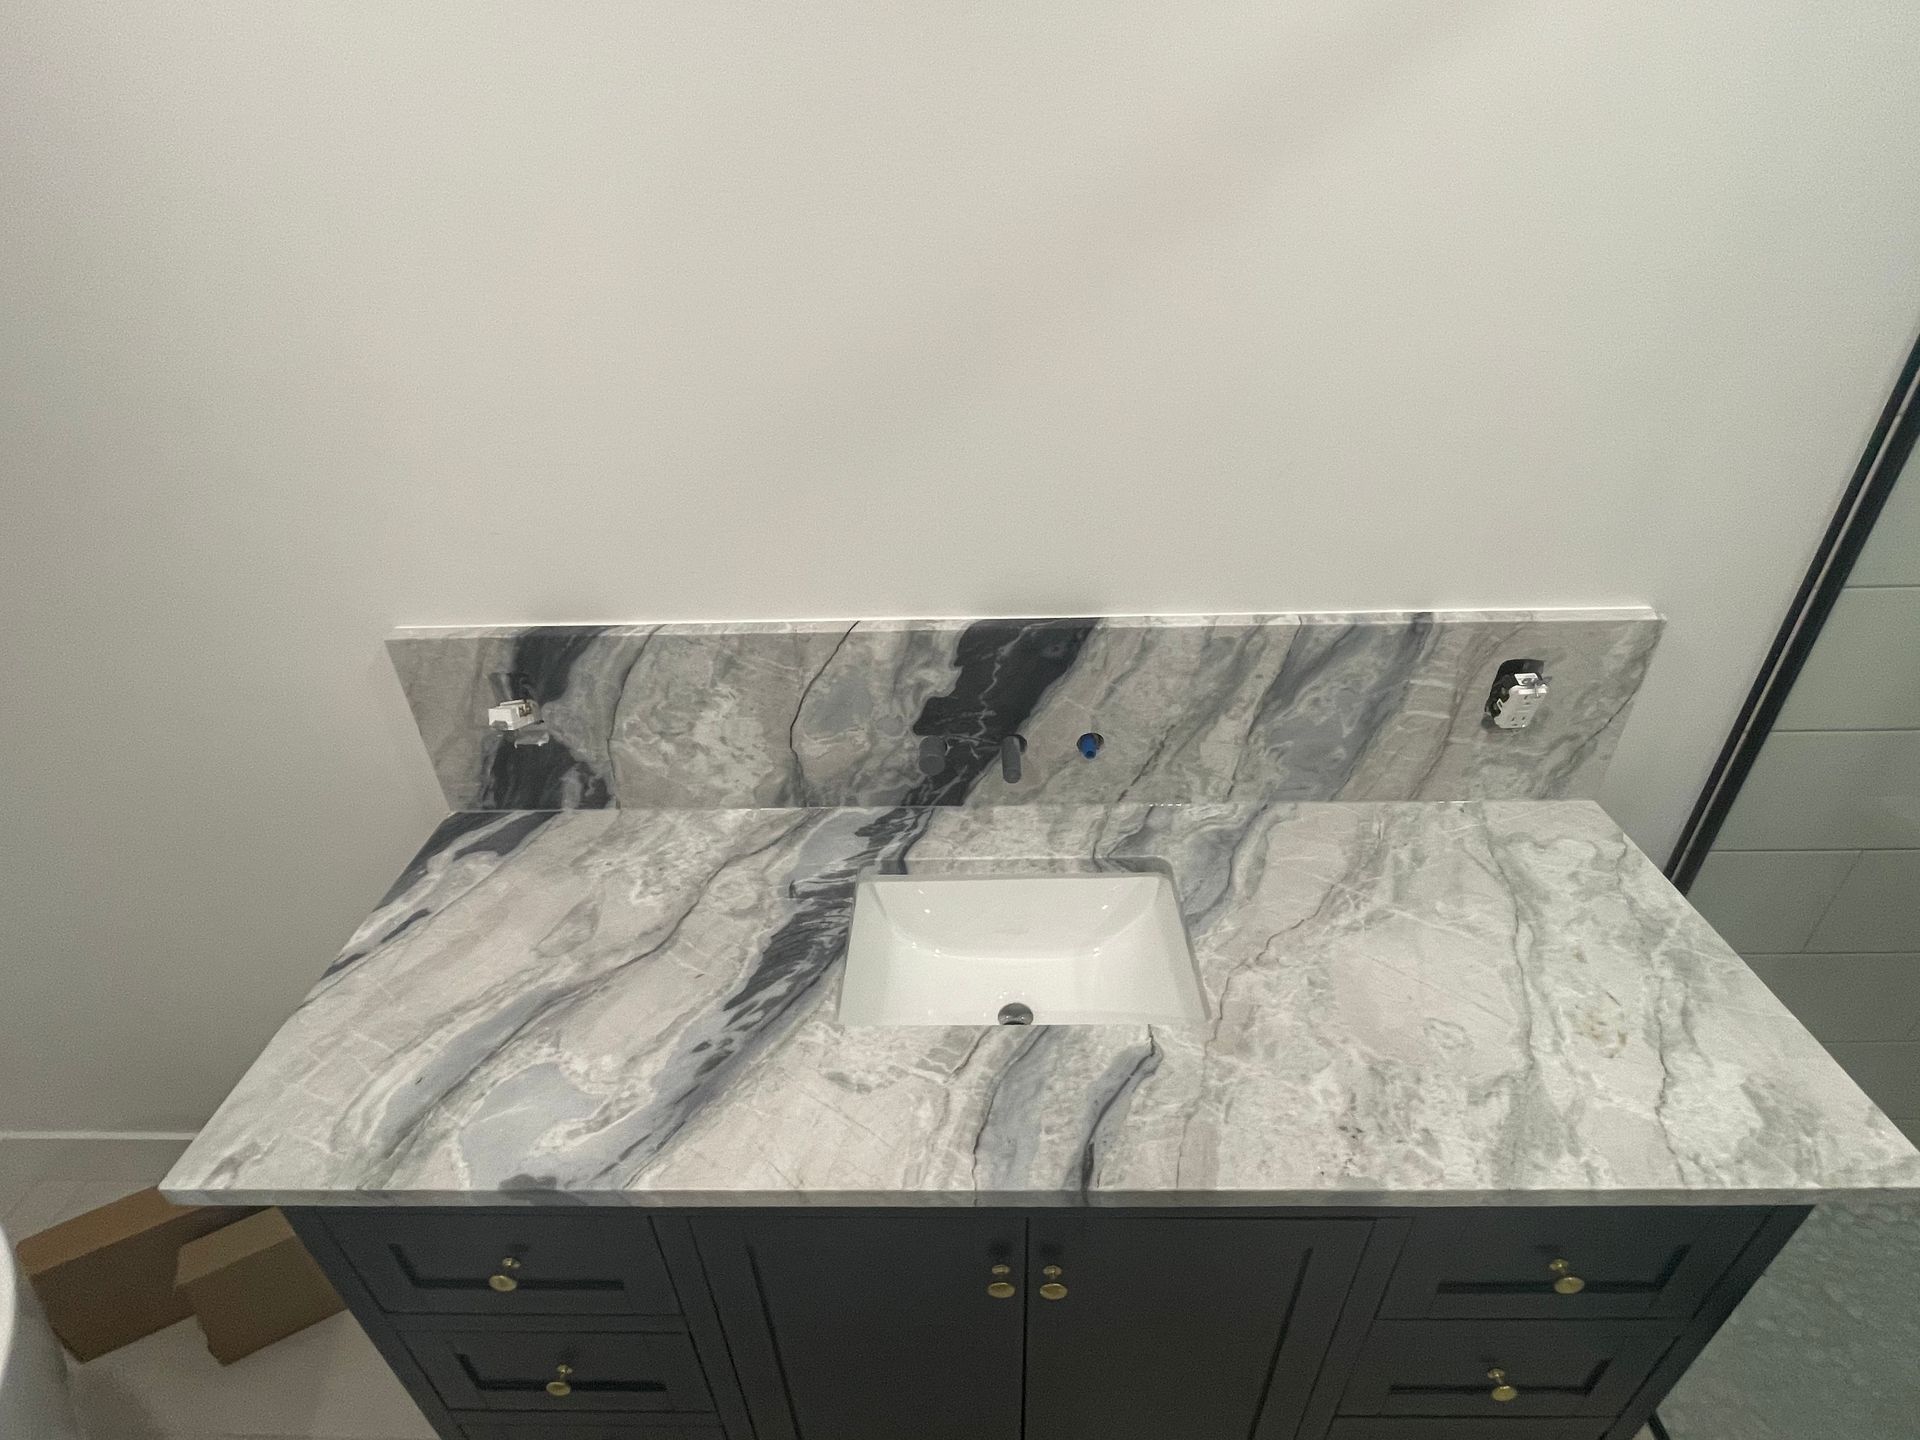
[455,1418,725,1440]
[1341,1319,1676,1418]
[1327,1422,1613,1440]
[323,1211,679,1316]
[1380,1207,1766,1319]
[401,1326,714,1414]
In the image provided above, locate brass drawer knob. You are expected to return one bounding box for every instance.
[1487,1368,1518,1403]
[987,1263,1015,1299]
[489,1256,522,1293]
[1039,1266,1067,1301]
[1548,1258,1585,1295]
[546,1363,574,1398]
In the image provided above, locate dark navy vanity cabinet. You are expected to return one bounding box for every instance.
[290,1205,1805,1440]
[695,1213,1369,1440]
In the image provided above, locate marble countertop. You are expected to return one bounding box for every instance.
[163,801,1920,1208]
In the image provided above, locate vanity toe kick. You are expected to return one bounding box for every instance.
[1325,1422,1619,1440]
[454,1424,725,1440]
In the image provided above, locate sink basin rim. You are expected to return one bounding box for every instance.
[838,870,1206,1027]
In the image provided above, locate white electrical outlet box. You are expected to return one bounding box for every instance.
[1489,671,1549,730]
[486,698,540,731]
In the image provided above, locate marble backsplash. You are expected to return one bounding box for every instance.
[388,609,1661,810]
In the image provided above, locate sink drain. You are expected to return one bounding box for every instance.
[997,1002,1034,1026]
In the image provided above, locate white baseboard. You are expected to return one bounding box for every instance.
[0,1130,199,1142]
[0,1133,199,1192]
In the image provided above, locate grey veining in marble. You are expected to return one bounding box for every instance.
[164,799,1920,1208]
[387,610,1663,810]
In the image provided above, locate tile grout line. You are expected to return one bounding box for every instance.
[1772,719,1920,736]
[1797,848,1866,950]
[1707,846,1920,855]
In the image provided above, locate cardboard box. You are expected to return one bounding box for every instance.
[174,1208,344,1364]
[13,1188,255,1361]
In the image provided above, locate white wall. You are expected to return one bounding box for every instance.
[4,1,1919,1131]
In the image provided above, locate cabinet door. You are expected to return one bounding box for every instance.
[695,1214,1024,1440]
[1025,1216,1369,1440]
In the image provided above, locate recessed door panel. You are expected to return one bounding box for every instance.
[700,1214,1024,1440]
[1024,1216,1369,1440]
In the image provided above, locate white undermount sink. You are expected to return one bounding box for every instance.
[837,872,1205,1026]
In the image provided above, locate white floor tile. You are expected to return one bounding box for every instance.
[0,1151,50,1223]
[70,1311,435,1440]
[0,1136,432,1440]
[5,1180,90,1237]
[1659,1199,1920,1439]
[1,1134,195,1239]
[4,1176,159,1237]
[0,1135,191,1184]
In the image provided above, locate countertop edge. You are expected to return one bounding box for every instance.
[161,1185,1914,1210]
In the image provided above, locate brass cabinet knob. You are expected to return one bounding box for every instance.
[1548,1258,1585,1295]
[1487,1368,1518,1403]
[546,1363,574,1398]
[1038,1263,1067,1300]
[1041,1266,1063,1278]
[987,1263,1015,1298]
[489,1256,522,1293]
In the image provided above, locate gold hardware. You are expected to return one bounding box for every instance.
[988,1263,1015,1298]
[546,1363,574,1398]
[1041,1265,1063,1278]
[1487,1368,1518,1403]
[489,1257,522,1293]
[1039,1282,1068,1301]
[1548,1258,1585,1295]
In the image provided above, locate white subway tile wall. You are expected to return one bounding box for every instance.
[1804,850,1920,953]
[1823,1043,1920,1123]
[1690,461,1920,1143]
[1774,588,1920,729]
[1711,730,1920,851]
[1848,477,1920,587]
[1739,955,1920,1043]
[1687,850,1858,953]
